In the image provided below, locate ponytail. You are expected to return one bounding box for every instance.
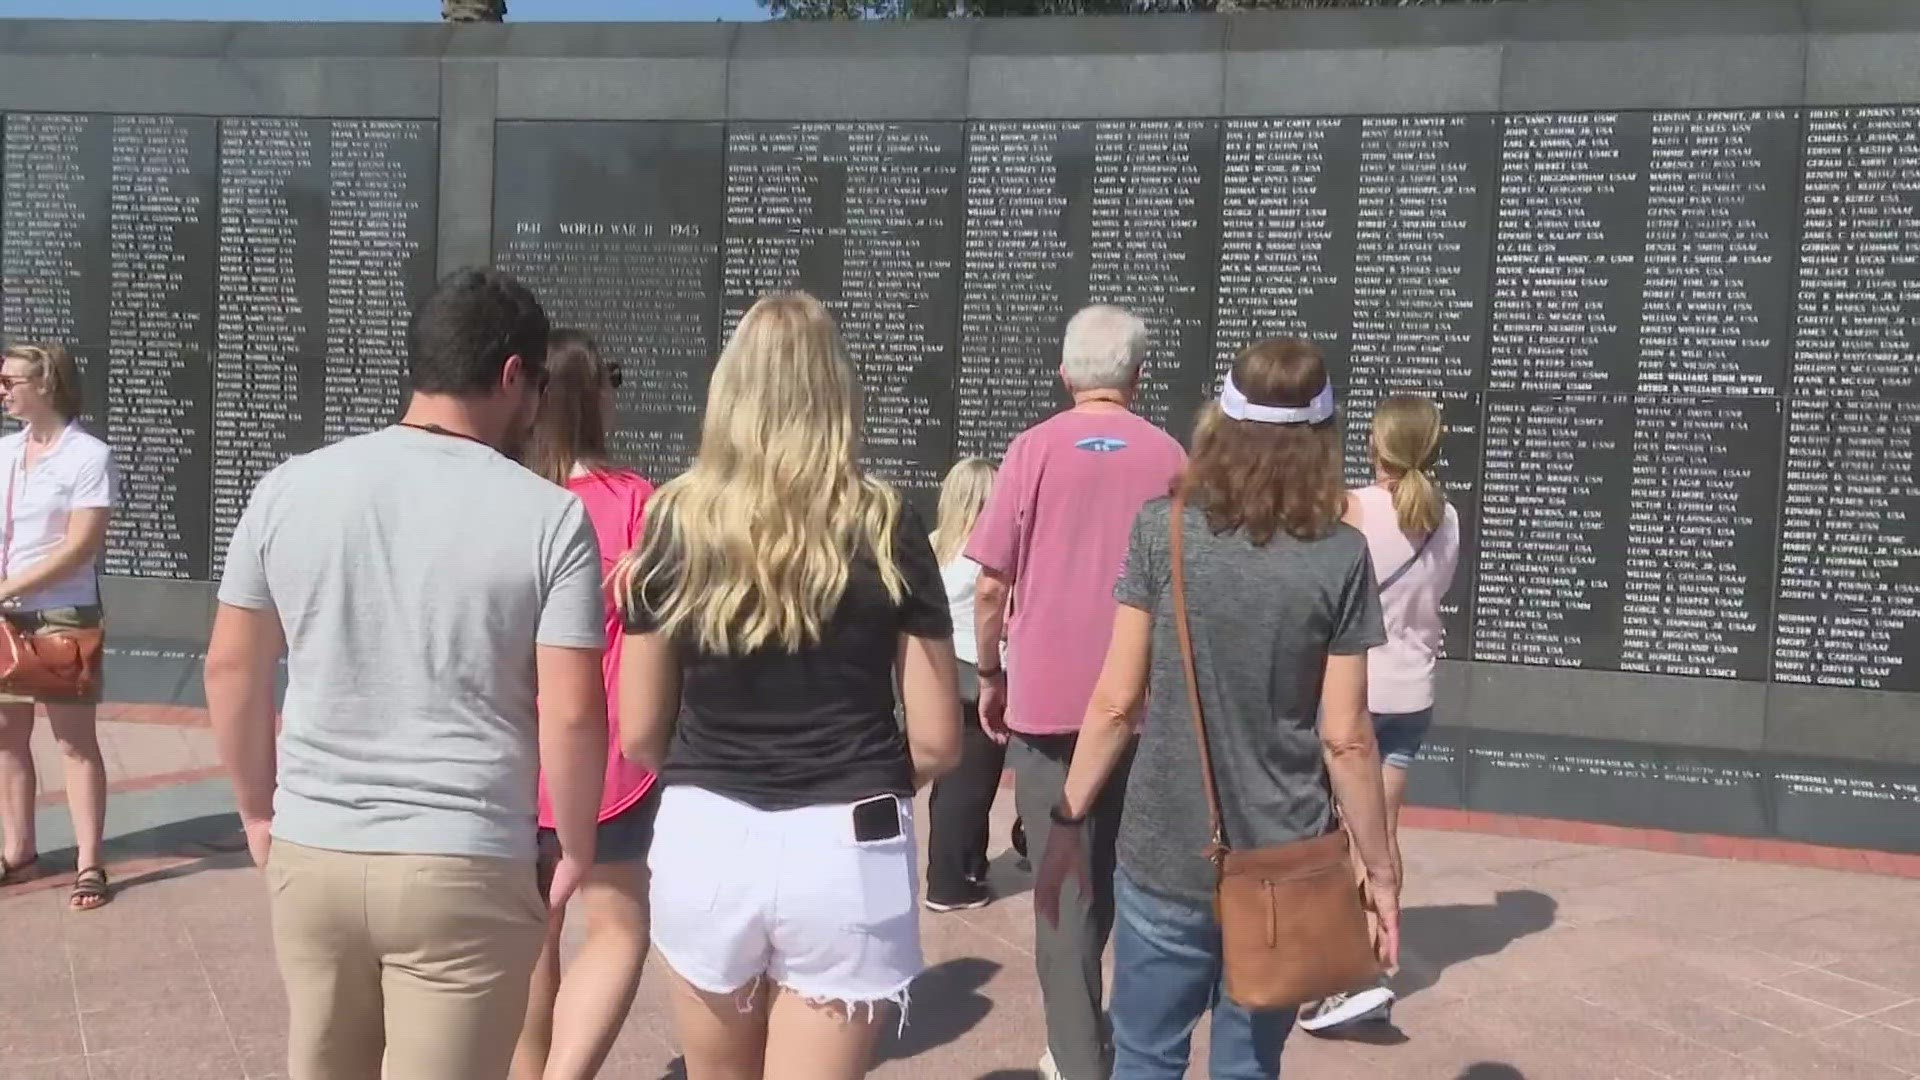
[1370,394,1448,537]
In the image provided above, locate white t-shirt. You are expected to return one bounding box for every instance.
[0,423,115,610]
[941,555,981,666]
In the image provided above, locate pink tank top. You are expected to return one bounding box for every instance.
[537,467,656,828]
[1348,484,1462,715]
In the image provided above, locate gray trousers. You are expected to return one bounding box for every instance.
[1010,731,1135,1080]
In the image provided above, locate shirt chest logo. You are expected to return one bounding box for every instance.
[1074,436,1129,454]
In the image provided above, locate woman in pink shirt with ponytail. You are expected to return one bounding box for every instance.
[1304,393,1461,1034]
[512,329,657,1080]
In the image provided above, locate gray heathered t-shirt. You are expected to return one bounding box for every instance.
[1114,496,1386,904]
[217,425,605,861]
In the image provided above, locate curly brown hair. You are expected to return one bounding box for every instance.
[1181,337,1345,545]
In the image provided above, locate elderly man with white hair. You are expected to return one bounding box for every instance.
[965,304,1188,1080]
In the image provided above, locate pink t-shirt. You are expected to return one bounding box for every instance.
[966,408,1187,736]
[537,467,657,828]
[1348,483,1461,716]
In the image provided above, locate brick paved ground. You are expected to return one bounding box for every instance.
[5,715,1920,1079]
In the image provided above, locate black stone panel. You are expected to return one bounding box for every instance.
[956,119,1221,460]
[1460,727,1773,840]
[722,122,964,506]
[494,121,726,482]
[210,118,439,573]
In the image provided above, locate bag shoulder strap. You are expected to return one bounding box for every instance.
[1168,489,1229,862]
[1377,527,1436,593]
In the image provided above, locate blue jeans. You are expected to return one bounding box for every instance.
[1110,869,1296,1079]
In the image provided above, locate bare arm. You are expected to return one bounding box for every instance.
[538,644,607,867]
[204,602,286,829]
[972,569,1010,669]
[899,631,963,788]
[617,630,680,774]
[1059,604,1152,818]
[1320,651,1394,884]
[0,507,108,602]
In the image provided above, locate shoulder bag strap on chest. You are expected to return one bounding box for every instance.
[1169,490,1229,863]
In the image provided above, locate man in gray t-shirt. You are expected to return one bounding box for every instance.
[204,268,608,1080]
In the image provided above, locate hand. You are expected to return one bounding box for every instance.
[978,674,1010,745]
[1032,815,1090,929]
[547,852,590,912]
[1363,871,1401,975]
[243,818,273,870]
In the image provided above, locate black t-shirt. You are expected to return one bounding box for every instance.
[621,503,953,810]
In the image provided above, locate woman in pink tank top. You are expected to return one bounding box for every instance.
[512,329,657,1080]
[1307,394,1462,1034]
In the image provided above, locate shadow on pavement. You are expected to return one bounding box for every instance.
[876,956,1001,1063]
[1395,888,1558,998]
[1458,1064,1527,1079]
[1,810,245,901]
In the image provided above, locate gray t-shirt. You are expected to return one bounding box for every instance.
[1114,497,1386,904]
[217,425,605,861]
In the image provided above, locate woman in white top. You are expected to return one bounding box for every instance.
[0,344,117,910]
[923,456,1008,911]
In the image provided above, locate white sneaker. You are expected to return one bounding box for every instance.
[1296,985,1397,1033]
[1038,1050,1066,1080]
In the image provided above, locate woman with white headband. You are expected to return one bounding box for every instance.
[1031,337,1400,1079]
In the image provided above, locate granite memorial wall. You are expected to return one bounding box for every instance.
[0,2,1914,852]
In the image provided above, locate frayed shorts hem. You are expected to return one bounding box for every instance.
[657,951,916,1030]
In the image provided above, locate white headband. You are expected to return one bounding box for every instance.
[1220,372,1336,425]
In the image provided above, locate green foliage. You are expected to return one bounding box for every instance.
[442,0,507,21]
[760,0,1513,17]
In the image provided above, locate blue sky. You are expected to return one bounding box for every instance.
[0,0,769,20]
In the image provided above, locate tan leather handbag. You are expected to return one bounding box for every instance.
[1167,490,1381,1010]
[0,463,105,701]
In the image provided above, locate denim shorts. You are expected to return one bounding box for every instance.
[536,783,661,873]
[1372,707,1433,770]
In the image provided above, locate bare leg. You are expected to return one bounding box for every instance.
[510,903,566,1080]
[760,985,890,1080]
[542,860,650,1079]
[0,703,36,871]
[46,703,106,893]
[663,964,768,1080]
[1381,763,1410,893]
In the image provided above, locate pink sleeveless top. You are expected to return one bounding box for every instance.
[1348,483,1461,715]
[536,467,656,828]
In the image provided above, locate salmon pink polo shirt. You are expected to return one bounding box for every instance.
[537,466,657,828]
[965,408,1187,737]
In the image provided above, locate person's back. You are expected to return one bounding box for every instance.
[975,408,1186,736]
[238,425,597,858]
[1349,483,1459,715]
[206,267,608,1080]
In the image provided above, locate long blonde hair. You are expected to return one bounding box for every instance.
[619,292,904,655]
[1370,394,1448,536]
[931,457,996,565]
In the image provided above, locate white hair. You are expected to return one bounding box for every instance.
[1059,304,1148,392]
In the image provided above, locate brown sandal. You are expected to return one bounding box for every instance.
[69,866,110,910]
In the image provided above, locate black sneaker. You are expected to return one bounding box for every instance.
[924,882,992,912]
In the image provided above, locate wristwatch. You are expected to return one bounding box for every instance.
[1049,801,1085,827]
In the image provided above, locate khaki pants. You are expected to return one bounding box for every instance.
[266,839,547,1080]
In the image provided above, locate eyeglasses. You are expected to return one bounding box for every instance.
[0,376,32,390]
[606,362,624,390]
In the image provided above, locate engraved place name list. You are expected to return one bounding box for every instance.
[495,122,724,481]
[723,122,963,499]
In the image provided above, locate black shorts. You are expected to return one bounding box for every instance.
[536,784,661,874]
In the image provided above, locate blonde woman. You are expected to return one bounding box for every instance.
[616,293,962,1080]
[0,344,116,910]
[923,456,1007,912]
[1302,392,1461,1034]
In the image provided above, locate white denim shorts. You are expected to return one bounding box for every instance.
[647,784,924,1012]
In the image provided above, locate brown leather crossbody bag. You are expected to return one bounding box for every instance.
[1166,490,1380,1010]
[0,459,105,700]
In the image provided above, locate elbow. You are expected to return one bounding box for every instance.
[974,576,1008,611]
[1321,731,1380,762]
[918,739,962,783]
